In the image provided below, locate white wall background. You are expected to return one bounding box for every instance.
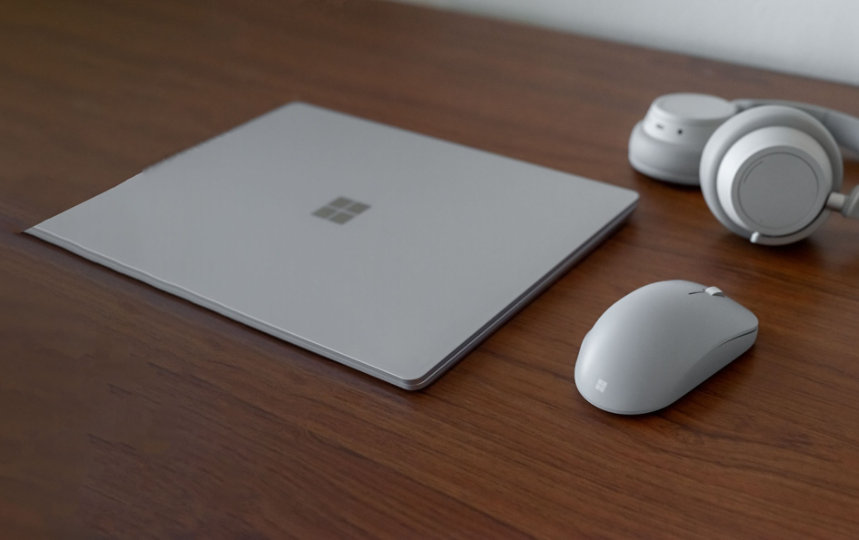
[395,0,859,87]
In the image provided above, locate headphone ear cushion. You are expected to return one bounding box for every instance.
[699,105,843,241]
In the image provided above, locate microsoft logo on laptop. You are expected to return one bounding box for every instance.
[312,197,371,224]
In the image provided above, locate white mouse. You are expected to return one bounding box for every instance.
[574,280,758,415]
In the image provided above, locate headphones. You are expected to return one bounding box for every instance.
[629,93,859,245]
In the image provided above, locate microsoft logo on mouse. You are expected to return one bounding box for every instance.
[312,197,371,224]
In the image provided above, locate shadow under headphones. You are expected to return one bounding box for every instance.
[629,93,859,245]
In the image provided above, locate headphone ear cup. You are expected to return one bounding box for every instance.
[699,105,843,244]
[629,93,738,185]
[628,121,704,184]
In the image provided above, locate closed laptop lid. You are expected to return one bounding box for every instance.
[28,102,638,389]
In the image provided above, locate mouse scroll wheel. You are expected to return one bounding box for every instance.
[705,286,724,297]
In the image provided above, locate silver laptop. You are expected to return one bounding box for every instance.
[27,102,637,389]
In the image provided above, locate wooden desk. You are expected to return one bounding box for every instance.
[2,1,858,537]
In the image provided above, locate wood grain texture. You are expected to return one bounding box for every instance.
[2,0,858,537]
